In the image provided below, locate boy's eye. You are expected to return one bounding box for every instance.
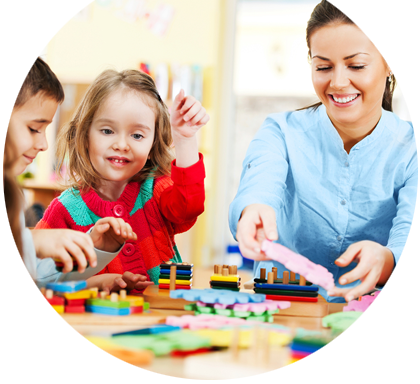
[132,133,143,140]
[101,129,113,135]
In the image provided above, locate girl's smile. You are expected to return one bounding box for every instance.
[88,88,155,200]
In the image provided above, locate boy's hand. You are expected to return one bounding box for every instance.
[236,204,278,261]
[31,228,97,274]
[327,241,395,302]
[101,272,154,294]
[90,217,137,253]
[170,89,210,140]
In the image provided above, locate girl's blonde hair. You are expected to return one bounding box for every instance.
[56,69,173,191]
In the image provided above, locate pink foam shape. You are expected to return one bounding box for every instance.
[343,291,380,312]
[261,240,335,290]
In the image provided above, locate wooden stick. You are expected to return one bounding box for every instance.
[119,290,127,300]
[170,265,177,290]
[283,271,289,285]
[222,268,229,276]
[260,268,266,280]
[299,275,306,286]
[223,264,229,270]
[267,272,274,284]
[290,272,296,281]
[100,291,107,299]
[216,265,222,274]
[232,265,237,275]
[214,264,218,274]
[110,292,118,302]
[46,289,53,299]
[272,267,277,280]
[228,265,235,275]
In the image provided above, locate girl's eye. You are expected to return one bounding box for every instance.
[349,65,365,70]
[316,67,331,71]
[132,133,143,140]
[101,129,113,135]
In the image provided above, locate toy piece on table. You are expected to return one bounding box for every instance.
[210,265,241,291]
[322,311,363,334]
[53,257,90,272]
[106,290,145,314]
[43,281,92,313]
[43,289,65,313]
[86,290,147,316]
[158,261,193,290]
[261,240,335,291]
[85,336,154,366]
[170,288,266,305]
[184,299,291,322]
[288,328,334,364]
[46,280,87,293]
[254,269,320,303]
[343,291,380,312]
[112,325,181,336]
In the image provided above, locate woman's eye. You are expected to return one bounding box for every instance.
[29,127,39,133]
[101,129,113,135]
[349,65,365,70]
[132,133,143,140]
[316,67,331,71]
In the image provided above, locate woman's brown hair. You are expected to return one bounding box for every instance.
[301,0,396,112]
[55,69,173,191]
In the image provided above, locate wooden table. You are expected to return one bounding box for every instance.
[60,287,345,379]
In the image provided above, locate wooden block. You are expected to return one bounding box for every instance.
[223,264,229,269]
[46,296,65,306]
[232,266,238,275]
[65,298,86,306]
[266,294,318,302]
[210,275,240,283]
[260,268,266,280]
[158,279,192,286]
[120,290,127,300]
[63,289,96,300]
[299,276,306,286]
[272,267,277,280]
[130,306,144,314]
[110,293,119,302]
[143,285,194,310]
[290,272,296,281]
[222,268,229,276]
[169,265,177,291]
[282,271,289,285]
[65,305,85,313]
[267,272,274,284]
[100,291,107,299]
[46,289,53,299]
[52,305,64,314]
[40,287,46,295]
[217,265,222,274]
[228,266,235,275]
[214,265,218,274]
[159,284,191,290]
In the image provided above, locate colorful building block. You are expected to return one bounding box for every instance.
[170,288,265,304]
[86,305,130,316]
[46,280,87,293]
[112,325,181,336]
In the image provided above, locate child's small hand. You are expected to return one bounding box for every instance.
[31,228,97,273]
[327,240,395,301]
[170,89,209,140]
[236,204,278,261]
[90,217,137,253]
[101,271,154,294]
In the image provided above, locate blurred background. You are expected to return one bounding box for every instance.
[20,0,410,272]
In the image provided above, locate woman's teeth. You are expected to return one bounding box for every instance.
[332,95,358,103]
[111,159,127,163]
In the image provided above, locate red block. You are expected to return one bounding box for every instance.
[170,348,212,357]
[130,306,144,314]
[65,298,86,306]
[65,305,85,313]
[158,284,191,290]
[266,294,318,303]
[290,350,311,359]
[46,296,65,306]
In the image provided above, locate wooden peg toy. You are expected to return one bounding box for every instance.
[120,290,127,300]
[110,293,119,302]
[283,271,289,285]
[46,289,53,299]
[214,265,218,274]
[260,268,266,280]
[182,262,189,265]
[40,287,46,295]
[267,272,274,284]
[100,291,107,299]
[169,265,177,291]
[223,264,229,270]
[299,275,306,286]
[222,268,229,277]
[272,267,278,280]
[228,265,235,275]
[290,272,296,281]
[165,260,173,264]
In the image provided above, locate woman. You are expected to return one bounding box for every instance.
[229,0,417,302]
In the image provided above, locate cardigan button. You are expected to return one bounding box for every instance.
[122,243,135,256]
[113,204,125,217]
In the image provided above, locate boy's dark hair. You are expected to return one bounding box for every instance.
[14,57,65,108]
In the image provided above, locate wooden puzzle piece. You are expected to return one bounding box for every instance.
[112,325,181,336]
[86,305,130,316]
[343,291,380,312]
[266,294,318,303]
[61,289,98,300]
[65,305,85,313]
[210,275,240,283]
[261,240,335,290]
[86,298,130,309]
[211,300,291,313]
[170,289,266,305]
[46,280,87,293]
[255,283,318,292]
[189,303,277,321]
[254,288,318,297]
[51,305,65,313]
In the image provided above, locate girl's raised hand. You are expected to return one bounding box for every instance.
[236,204,278,261]
[170,89,209,139]
[31,228,97,273]
[90,217,137,253]
[327,240,395,302]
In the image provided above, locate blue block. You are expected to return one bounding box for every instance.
[46,280,87,293]
[86,305,130,316]
[160,269,192,276]
[290,342,322,354]
[255,283,319,292]
[112,325,181,336]
[169,288,265,304]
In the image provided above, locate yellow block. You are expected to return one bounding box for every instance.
[158,279,192,286]
[106,295,144,307]
[210,274,240,282]
[52,305,64,314]
[62,289,97,300]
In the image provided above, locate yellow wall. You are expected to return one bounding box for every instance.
[41,0,228,266]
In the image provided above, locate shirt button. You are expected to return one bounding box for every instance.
[113,204,125,217]
[345,162,349,167]
[337,235,342,241]
[122,243,135,256]
[340,200,346,205]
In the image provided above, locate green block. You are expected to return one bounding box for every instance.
[246,314,266,322]
[214,308,233,317]
[143,302,150,311]
[196,306,215,314]
[232,310,251,318]
[322,312,362,333]
[86,298,130,309]
[159,274,192,281]
[184,303,197,311]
